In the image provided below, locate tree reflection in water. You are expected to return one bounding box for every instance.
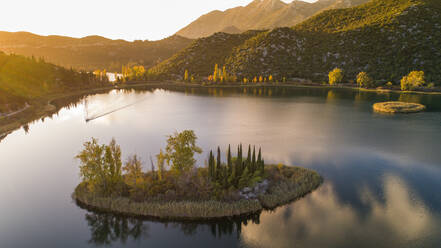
[85,212,149,245]
[81,204,262,245]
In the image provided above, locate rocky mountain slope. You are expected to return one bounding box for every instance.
[226,0,441,83]
[0,32,192,72]
[153,0,441,85]
[176,0,369,39]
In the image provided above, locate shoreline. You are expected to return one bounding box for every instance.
[2,80,439,137]
[73,166,323,221]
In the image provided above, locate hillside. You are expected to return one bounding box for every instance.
[0,52,106,113]
[176,0,369,39]
[0,32,193,72]
[148,31,265,79]
[225,0,441,84]
[152,0,441,85]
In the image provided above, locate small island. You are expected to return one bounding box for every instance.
[73,130,322,220]
[373,101,426,114]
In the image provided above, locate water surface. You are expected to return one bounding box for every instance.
[1,86,440,247]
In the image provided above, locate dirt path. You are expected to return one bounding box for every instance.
[0,103,30,118]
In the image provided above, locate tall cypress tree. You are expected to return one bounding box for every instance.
[236,144,243,179]
[251,146,256,173]
[227,144,232,176]
[257,147,262,174]
[208,150,214,179]
[216,147,221,181]
[246,145,251,170]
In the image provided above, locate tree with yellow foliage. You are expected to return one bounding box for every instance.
[329,68,343,85]
[356,71,374,88]
[253,77,257,83]
[222,66,228,82]
[243,77,248,84]
[400,71,425,91]
[259,76,263,83]
[269,75,273,83]
[213,64,219,83]
[184,69,189,82]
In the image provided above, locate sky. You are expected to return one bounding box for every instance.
[0,0,315,41]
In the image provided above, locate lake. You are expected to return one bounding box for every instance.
[1,86,440,248]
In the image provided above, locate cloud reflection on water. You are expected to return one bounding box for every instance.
[241,176,440,248]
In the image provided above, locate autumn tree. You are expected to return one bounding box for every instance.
[123,155,144,189]
[356,71,375,88]
[156,149,166,180]
[401,71,425,91]
[222,66,228,82]
[213,64,219,82]
[184,69,189,82]
[329,68,343,85]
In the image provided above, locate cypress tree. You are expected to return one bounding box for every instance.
[227,144,232,176]
[251,146,256,173]
[208,150,214,179]
[246,145,251,170]
[236,144,243,179]
[257,147,262,164]
[216,147,221,181]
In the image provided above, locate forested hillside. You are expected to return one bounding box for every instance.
[0,32,192,72]
[150,0,441,85]
[148,31,265,79]
[226,0,441,83]
[0,52,106,113]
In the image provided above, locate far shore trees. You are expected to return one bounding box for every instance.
[401,71,425,91]
[356,71,375,88]
[329,68,344,85]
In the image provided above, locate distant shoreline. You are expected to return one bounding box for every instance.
[1,80,439,137]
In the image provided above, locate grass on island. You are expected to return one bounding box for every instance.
[373,101,426,114]
[72,131,323,220]
[73,165,322,220]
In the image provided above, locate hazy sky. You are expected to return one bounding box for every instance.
[0,0,315,41]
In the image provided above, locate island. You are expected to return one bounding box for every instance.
[72,130,323,220]
[373,101,426,114]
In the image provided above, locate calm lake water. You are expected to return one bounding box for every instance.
[1,86,441,248]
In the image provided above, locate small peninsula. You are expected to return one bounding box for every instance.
[373,101,426,114]
[72,130,322,220]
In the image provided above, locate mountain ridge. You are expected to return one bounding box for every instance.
[0,31,193,72]
[151,0,441,85]
[176,0,370,38]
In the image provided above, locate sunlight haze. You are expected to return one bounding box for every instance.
[0,0,315,41]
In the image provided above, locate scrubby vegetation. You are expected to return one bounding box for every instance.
[73,130,322,219]
[141,0,441,89]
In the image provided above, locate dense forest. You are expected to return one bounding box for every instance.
[0,52,107,113]
[0,32,193,72]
